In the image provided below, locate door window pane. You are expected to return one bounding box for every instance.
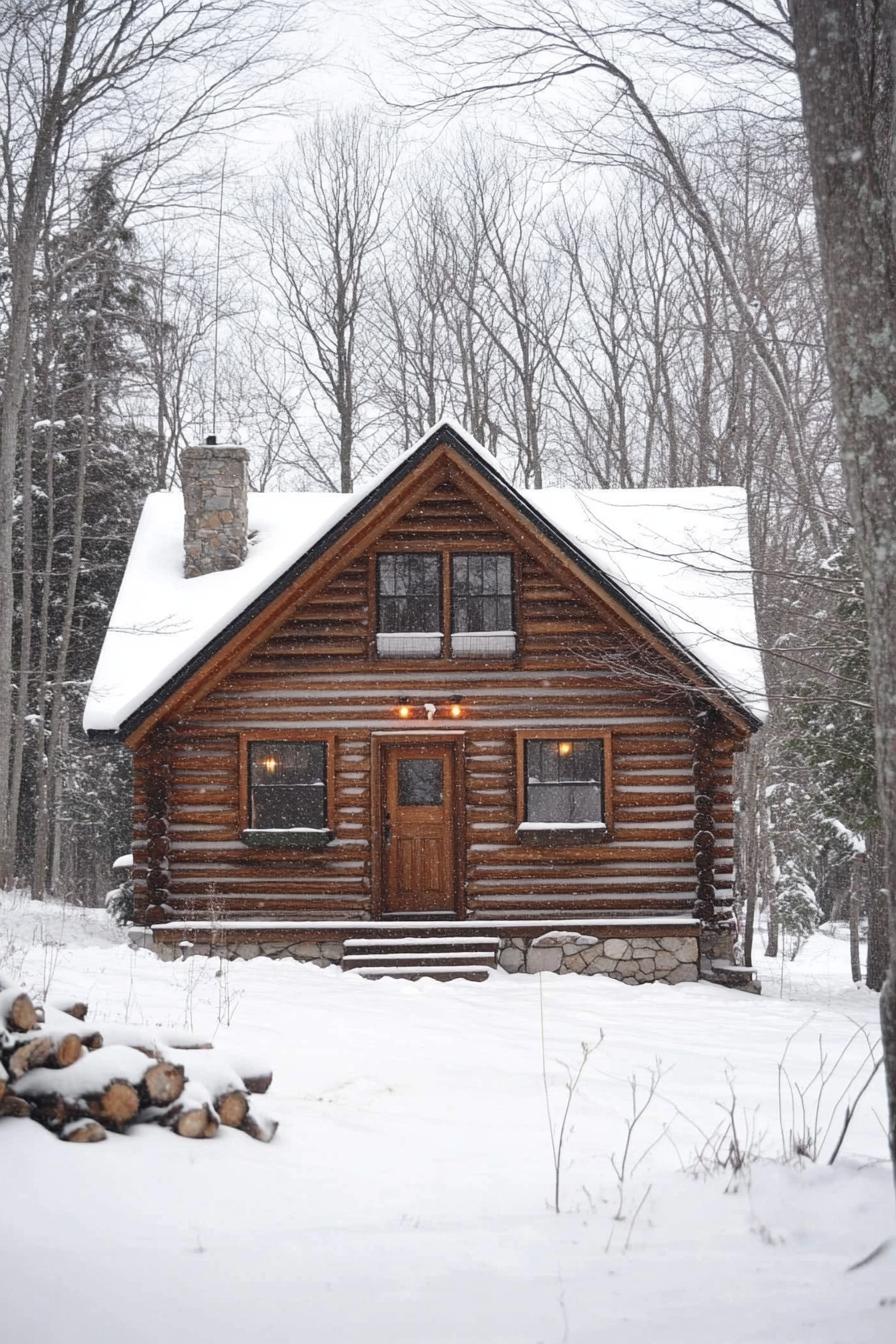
[397,758,444,806]
[249,740,327,829]
[524,739,602,824]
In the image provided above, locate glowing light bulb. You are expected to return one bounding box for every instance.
[449,702,463,719]
[262,755,279,773]
[558,741,573,757]
[398,704,412,719]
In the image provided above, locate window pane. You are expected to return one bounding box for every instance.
[526,783,602,824]
[524,739,603,823]
[378,554,440,633]
[452,554,513,632]
[249,741,327,829]
[252,785,326,829]
[397,758,443,806]
[526,739,601,784]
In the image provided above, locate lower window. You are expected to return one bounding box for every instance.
[249,740,327,830]
[523,738,604,826]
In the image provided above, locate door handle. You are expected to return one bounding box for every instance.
[384,811,392,846]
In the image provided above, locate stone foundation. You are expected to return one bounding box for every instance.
[154,936,346,966]
[497,931,700,984]
[149,929,705,985]
[699,921,738,964]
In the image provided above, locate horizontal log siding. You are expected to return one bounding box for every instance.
[134,477,740,921]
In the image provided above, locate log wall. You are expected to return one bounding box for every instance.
[131,475,740,924]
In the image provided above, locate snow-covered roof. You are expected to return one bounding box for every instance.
[84,420,766,735]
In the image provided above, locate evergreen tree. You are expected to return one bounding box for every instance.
[776,535,887,985]
[14,163,155,897]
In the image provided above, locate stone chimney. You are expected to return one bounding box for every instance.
[181,437,249,578]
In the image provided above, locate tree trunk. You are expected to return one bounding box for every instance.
[0,11,78,885]
[849,856,863,985]
[4,347,36,886]
[867,828,890,992]
[737,739,761,968]
[760,783,778,958]
[790,0,896,1181]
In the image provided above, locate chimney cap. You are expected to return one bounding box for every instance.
[182,440,249,461]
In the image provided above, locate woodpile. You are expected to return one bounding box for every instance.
[0,978,277,1144]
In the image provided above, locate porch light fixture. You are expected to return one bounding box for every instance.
[448,698,463,719]
[397,698,413,720]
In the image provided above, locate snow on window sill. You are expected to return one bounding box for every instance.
[376,632,443,658]
[240,827,334,850]
[451,631,516,657]
[516,821,608,847]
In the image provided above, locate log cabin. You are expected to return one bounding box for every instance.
[85,421,766,986]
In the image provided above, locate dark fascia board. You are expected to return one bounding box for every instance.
[88,422,761,743]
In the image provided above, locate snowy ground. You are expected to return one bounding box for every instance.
[1,894,893,1344]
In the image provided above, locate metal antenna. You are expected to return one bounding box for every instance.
[211,149,227,442]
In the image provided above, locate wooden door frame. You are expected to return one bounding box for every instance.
[370,731,466,919]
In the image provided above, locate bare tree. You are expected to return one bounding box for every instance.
[407,1,831,547]
[447,143,570,486]
[252,114,397,491]
[788,0,896,1183]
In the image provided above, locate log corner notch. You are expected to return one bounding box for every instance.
[691,702,739,967]
[142,725,175,927]
[692,702,720,928]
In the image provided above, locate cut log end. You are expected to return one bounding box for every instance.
[55,1001,89,1021]
[215,1089,249,1129]
[85,1081,140,1129]
[61,1118,106,1143]
[140,1061,186,1109]
[3,991,39,1033]
[172,1103,219,1139]
[0,1095,32,1119]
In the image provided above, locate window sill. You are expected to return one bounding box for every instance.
[376,632,442,658]
[451,631,516,657]
[240,828,334,850]
[516,823,608,848]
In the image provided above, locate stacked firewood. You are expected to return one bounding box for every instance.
[0,979,277,1144]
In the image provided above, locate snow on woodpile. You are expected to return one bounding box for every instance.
[84,420,766,732]
[0,980,277,1143]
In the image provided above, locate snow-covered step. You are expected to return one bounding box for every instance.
[344,936,501,949]
[346,964,493,982]
[343,950,496,969]
[342,931,499,980]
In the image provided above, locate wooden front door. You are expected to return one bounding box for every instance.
[382,741,457,914]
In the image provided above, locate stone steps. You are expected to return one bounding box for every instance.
[700,958,761,994]
[342,934,499,981]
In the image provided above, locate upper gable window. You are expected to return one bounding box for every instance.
[376,554,442,658]
[451,554,515,656]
